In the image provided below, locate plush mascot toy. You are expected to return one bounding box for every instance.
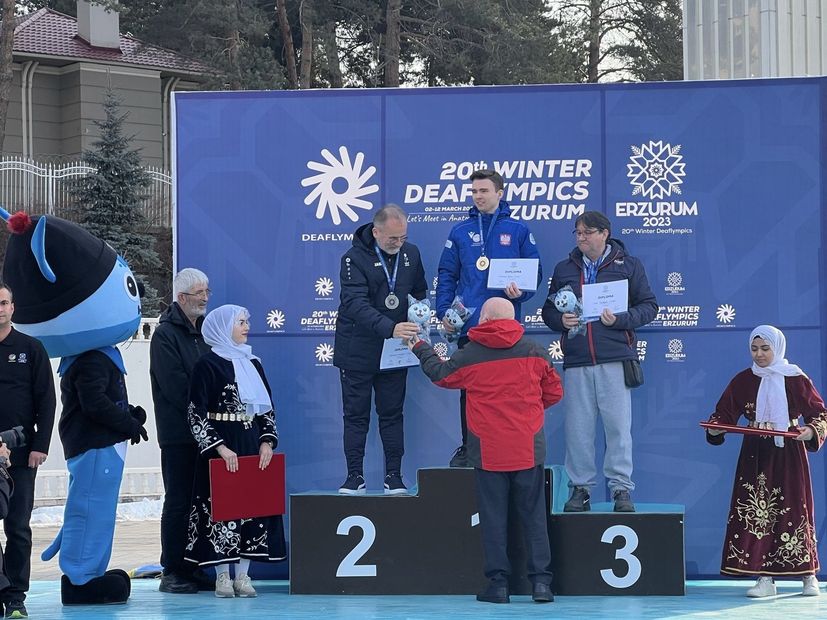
[553,285,586,338]
[0,207,148,605]
[407,294,432,344]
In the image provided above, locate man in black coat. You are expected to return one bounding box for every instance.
[0,442,15,610]
[333,204,428,495]
[149,269,212,594]
[0,282,55,619]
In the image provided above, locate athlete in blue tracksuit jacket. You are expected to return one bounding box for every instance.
[435,169,542,466]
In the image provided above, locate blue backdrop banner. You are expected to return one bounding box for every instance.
[173,78,827,578]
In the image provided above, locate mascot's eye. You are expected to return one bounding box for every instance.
[124,274,140,300]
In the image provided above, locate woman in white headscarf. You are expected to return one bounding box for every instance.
[182,305,285,598]
[706,325,826,598]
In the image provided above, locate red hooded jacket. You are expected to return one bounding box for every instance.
[413,318,563,471]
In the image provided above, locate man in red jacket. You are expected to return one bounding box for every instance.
[408,297,563,604]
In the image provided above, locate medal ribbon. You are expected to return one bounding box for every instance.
[375,243,399,295]
[477,212,499,260]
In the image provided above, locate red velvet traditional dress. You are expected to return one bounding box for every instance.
[707,370,827,577]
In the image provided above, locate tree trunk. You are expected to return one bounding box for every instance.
[275,0,299,89]
[323,21,343,88]
[299,0,314,89]
[0,0,16,153]
[587,0,601,83]
[383,0,401,87]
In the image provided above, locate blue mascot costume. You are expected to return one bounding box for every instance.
[1,207,149,605]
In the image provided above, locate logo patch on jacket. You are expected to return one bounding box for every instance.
[17,353,27,364]
[499,233,512,246]
[468,231,482,245]
[7,354,15,362]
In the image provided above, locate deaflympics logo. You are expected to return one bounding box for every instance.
[627,141,686,200]
[302,146,379,225]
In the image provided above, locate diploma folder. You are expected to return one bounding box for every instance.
[209,453,286,521]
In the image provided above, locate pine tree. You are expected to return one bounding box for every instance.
[69,88,162,316]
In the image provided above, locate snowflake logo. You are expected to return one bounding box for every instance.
[716,304,736,324]
[315,343,334,363]
[266,309,285,330]
[301,146,379,225]
[627,141,686,200]
[668,339,683,354]
[315,277,334,296]
[548,341,564,361]
[433,342,449,359]
[667,272,683,287]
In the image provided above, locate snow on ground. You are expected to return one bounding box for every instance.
[31,497,163,526]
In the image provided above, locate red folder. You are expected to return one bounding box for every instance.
[209,453,286,521]
[699,422,801,438]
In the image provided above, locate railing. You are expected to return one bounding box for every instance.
[0,156,172,227]
[35,468,165,507]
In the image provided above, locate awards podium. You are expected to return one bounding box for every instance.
[290,466,685,595]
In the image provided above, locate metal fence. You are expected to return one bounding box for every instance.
[0,156,173,227]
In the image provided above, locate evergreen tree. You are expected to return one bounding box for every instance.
[69,88,162,316]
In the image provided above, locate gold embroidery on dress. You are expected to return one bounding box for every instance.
[725,540,748,565]
[735,473,789,538]
[765,517,817,568]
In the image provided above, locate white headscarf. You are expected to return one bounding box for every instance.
[202,305,271,416]
[750,325,805,447]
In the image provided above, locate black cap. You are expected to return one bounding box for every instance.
[3,214,116,324]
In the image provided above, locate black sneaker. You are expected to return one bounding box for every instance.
[449,445,470,468]
[384,472,408,495]
[613,489,635,512]
[4,601,27,619]
[338,472,366,495]
[563,487,591,512]
[158,572,198,594]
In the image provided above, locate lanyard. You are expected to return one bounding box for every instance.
[477,212,499,258]
[375,244,399,293]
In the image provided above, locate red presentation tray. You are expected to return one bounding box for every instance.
[209,453,285,521]
[699,421,801,438]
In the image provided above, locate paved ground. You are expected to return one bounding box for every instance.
[1,521,162,580]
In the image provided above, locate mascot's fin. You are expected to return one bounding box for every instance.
[0,205,10,221]
[31,216,57,283]
[41,527,63,561]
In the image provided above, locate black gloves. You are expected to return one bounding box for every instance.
[129,405,149,445]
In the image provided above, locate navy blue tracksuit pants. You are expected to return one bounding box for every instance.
[340,368,406,474]
[474,465,552,588]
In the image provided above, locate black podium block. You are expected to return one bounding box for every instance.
[289,467,548,595]
[549,505,685,596]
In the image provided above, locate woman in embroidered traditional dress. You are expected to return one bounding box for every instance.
[183,305,286,598]
[706,325,826,598]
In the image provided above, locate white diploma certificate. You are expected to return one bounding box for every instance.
[581,279,629,320]
[380,338,420,370]
[486,258,540,292]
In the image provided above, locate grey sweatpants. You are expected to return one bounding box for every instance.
[563,362,634,493]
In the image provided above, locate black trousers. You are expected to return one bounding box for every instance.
[458,336,469,444]
[160,444,199,575]
[2,465,36,604]
[340,368,406,474]
[474,466,552,588]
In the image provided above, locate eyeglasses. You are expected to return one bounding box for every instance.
[573,228,601,238]
[182,289,211,299]
[385,235,408,244]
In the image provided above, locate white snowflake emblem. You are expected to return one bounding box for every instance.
[716,304,736,324]
[266,309,285,330]
[315,343,334,362]
[548,341,564,361]
[433,342,449,359]
[301,146,379,225]
[315,277,334,296]
[627,141,686,200]
[668,339,683,354]
[667,272,682,287]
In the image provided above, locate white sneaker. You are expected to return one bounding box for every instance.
[802,575,820,596]
[215,572,235,598]
[746,576,776,598]
[233,573,257,598]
